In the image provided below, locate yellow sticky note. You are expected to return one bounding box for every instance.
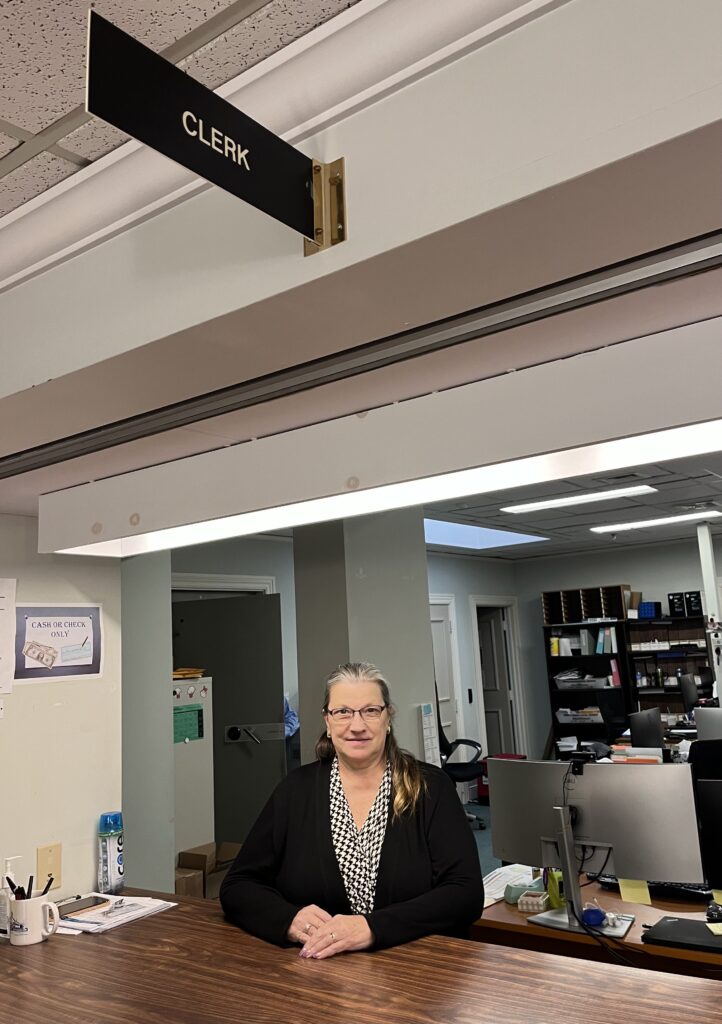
[617,879,652,905]
[712,890,722,905]
[707,924,722,936]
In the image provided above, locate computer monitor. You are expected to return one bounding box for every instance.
[629,707,665,748]
[695,707,722,742]
[696,780,722,888]
[488,759,703,936]
[679,674,699,715]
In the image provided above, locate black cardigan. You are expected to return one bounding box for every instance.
[219,759,484,949]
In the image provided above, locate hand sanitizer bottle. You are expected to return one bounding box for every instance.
[0,857,21,939]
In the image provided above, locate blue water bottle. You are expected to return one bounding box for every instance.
[97,812,125,894]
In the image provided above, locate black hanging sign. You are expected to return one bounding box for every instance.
[86,10,314,239]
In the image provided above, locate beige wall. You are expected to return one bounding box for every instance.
[0,514,121,899]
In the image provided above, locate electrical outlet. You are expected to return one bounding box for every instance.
[36,843,61,891]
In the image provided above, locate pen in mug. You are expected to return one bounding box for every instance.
[41,876,54,897]
[5,877,17,894]
[27,875,33,899]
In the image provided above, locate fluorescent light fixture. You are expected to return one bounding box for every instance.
[500,484,657,513]
[424,519,547,550]
[54,418,722,557]
[591,511,722,534]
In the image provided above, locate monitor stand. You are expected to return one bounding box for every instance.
[529,805,634,939]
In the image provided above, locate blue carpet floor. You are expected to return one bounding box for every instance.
[465,802,500,878]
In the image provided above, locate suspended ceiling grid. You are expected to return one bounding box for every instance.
[0,0,360,218]
[425,455,722,560]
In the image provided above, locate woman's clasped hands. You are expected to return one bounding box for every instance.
[289,905,373,959]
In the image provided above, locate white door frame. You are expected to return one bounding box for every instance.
[469,594,529,757]
[171,571,276,594]
[429,594,466,742]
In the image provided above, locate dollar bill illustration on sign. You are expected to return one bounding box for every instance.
[22,640,59,669]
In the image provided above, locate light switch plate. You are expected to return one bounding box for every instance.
[36,843,62,891]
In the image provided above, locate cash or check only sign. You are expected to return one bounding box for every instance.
[86,11,345,253]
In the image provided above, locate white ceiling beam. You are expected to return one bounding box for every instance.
[38,317,722,554]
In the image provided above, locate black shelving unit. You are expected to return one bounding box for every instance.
[624,616,714,713]
[543,618,631,748]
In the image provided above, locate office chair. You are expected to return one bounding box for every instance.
[435,699,486,829]
[629,707,665,748]
[688,739,722,888]
[596,689,629,744]
[679,674,699,716]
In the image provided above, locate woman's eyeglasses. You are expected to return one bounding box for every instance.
[325,704,388,722]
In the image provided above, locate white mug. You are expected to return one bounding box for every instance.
[9,892,60,946]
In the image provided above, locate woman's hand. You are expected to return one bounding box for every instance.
[286,905,332,944]
[299,914,374,959]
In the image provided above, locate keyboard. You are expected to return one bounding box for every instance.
[591,873,712,902]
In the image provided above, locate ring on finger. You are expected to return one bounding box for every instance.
[304,922,311,933]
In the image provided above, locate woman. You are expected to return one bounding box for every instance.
[220,662,484,958]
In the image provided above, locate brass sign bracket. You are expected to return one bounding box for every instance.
[304,157,347,256]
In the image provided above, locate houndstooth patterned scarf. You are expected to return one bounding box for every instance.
[329,756,391,914]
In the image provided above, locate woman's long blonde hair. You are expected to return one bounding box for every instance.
[315,662,425,818]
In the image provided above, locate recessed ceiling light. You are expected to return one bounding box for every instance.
[501,485,657,513]
[424,519,547,550]
[590,511,722,534]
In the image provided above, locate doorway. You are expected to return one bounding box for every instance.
[429,597,465,749]
[470,595,528,757]
[171,586,286,848]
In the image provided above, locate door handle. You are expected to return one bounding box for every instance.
[224,723,285,744]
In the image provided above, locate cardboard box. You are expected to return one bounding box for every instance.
[175,867,204,898]
[178,842,217,876]
[177,842,242,898]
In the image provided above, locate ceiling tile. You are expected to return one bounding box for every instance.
[60,119,129,162]
[0,1,239,134]
[0,151,77,217]
[179,0,361,89]
[0,133,19,159]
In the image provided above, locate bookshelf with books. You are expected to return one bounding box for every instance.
[543,617,632,748]
[624,616,715,714]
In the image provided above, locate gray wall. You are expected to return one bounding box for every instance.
[344,510,436,758]
[294,522,351,762]
[121,552,175,892]
[171,536,298,708]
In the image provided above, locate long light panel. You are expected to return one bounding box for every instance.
[500,484,657,513]
[590,511,722,534]
[57,418,722,557]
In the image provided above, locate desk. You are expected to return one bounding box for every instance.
[472,883,722,978]
[1,893,721,1023]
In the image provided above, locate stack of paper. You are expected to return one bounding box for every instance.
[483,864,536,907]
[57,893,175,933]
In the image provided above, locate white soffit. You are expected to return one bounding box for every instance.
[38,318,722,553]
[0,0,570,291]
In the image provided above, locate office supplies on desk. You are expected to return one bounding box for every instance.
[8,892,60,946]
[55,892,175,933]
[488,759,704,939]
[482,864,536,906]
